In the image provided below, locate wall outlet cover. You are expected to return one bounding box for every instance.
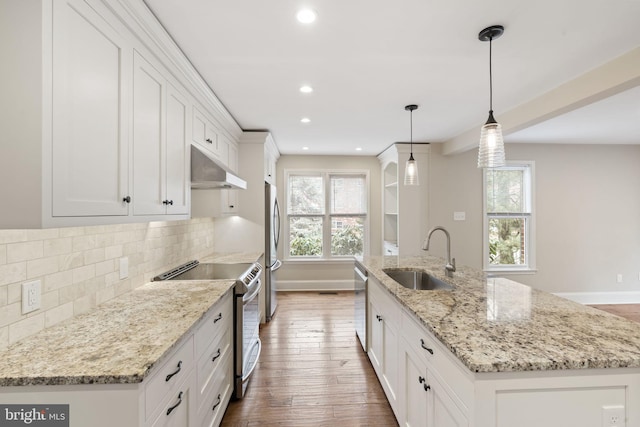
[119,257,129,280]
[453,211,466,221]
[21,280,42,314]
[602,405,625,427]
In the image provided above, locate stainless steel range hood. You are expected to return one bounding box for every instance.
[191,144,247,190]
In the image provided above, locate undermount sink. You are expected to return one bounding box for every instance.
[383,268,454,291]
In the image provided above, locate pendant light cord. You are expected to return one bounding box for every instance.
[410,108,413,152]
[489,35,493,112]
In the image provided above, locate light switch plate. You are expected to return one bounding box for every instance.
[22,280,41,314]
[453,211,466,221]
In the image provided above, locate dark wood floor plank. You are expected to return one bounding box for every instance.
[221,291,397,426]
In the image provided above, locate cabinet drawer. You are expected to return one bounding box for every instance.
[401,311,473,411]
[196,326,231,408]
[145,336,194,419]
[149,377,193,427]
[197,351,232,427]
[195,291,232,356]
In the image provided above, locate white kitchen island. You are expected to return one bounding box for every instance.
[357,255,640,427]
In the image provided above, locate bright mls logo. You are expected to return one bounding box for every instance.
[0,405,69,426]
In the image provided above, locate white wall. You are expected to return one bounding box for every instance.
[428,143,640,296]
[275,155,382,289]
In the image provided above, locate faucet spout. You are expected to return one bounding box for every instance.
[422,226,456,278]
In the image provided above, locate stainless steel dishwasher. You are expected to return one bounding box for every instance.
[354,261,368,351]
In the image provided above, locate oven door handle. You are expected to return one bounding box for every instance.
[241,338,262,382]
[242,279,262,304]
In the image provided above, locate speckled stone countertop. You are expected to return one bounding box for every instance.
[358,255,640,374]
[0,252,262,387]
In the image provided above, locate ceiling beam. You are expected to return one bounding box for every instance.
[442,47,640,155]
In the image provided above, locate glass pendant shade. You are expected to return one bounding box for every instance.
[404,154,419,185]
[478,112,505,168]
[403,104,419,186]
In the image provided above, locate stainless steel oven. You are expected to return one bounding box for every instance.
[153,260,263,399]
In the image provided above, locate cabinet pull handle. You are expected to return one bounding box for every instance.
[213,313,223,323]
[122,196,131,203]
[418,376,425,384]
[212,394,222,411]
[206,138,213,144]
[420,339,434,355]
[212,348,221,363]
[229,205,235,209]
[424,384,431,391]
[165,360,182,382]
[166,391,183,415]
[376,315,383,322]
[163,200,174,205]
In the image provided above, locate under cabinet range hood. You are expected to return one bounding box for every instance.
[190,144,247,190]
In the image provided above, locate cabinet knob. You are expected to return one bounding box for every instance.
[122,196,131,203]
[420,339,434,355]
[229,205,235,209]
[424,384,431,392]
[418,376,425,384]
[376,314,383,322]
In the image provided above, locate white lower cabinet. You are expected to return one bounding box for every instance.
[0,290,234,427]
[368,276,401,417]
[367,274,640,427]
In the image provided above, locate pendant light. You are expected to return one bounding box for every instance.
[477,25,506,168]
[404,104,419,186]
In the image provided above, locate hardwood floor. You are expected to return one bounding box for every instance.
[221,291,397,427]
[590,304,640,323]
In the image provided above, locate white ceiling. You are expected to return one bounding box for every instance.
[144,0,640,156]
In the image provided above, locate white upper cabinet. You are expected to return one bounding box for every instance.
[133,51,165,216]
[132,52,189,216]
[165,84,190,215]
[1,0,243,228]
[51,0,130,218]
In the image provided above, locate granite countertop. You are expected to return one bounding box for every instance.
[358,255,640,374]
[0,252,262,387]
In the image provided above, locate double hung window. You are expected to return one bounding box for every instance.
[286,171,368,259]
[483,162,535,272]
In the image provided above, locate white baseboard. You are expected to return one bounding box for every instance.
[277,280,353,292]
[554,291,640,305]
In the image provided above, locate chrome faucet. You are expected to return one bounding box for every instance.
[422,226,456,277]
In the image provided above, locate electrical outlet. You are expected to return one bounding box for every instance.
[453,211,466,221]
[602,406,625,427]
[21,280,41,314]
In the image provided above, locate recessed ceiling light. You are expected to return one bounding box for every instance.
[300,117,311,124]
[355,147,362,151]
[299,85,313,94]
[302,146,309,150]
[296,9,317,24]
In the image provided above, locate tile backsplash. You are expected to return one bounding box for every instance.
[0,218,215,350]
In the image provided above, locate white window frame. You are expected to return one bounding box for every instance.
[482,161,536,273]
[284,169,370,261]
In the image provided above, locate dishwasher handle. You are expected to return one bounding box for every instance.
[354,266,367,282]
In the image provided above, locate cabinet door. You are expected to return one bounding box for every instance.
[368,297,384,374]
[52,0,129,216]
[165,84,189,215]
[430,374,468,427]
[133,51,165,215]
[382,310,399,408]
[403,345,428,427]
